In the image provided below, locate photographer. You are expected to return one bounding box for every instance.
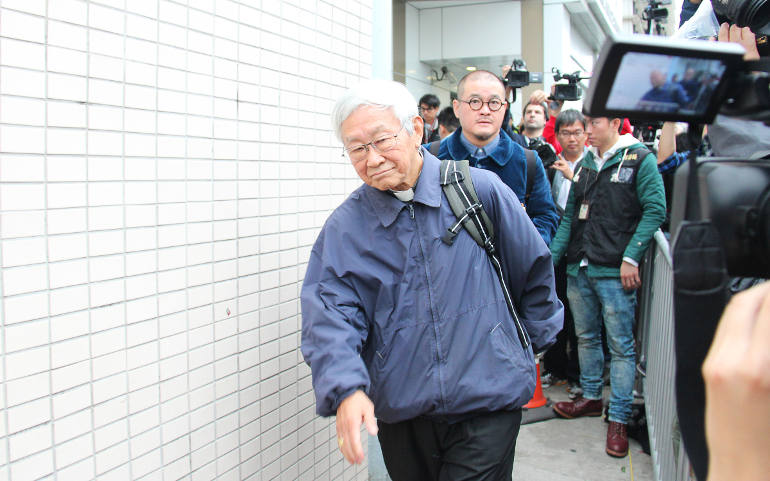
[510,100,550,149]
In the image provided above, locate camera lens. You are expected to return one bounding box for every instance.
[713,0,770,31]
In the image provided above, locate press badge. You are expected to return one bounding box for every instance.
[578,202,590,220]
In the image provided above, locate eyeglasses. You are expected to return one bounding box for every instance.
[558,129,585,138]
[460,97,505,111]
[342,127,405,163]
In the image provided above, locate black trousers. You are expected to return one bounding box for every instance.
[378,410,522,481]
[543,260,580,382]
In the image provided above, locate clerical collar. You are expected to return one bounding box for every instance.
[391,188,414,202]
[389,175,419,202]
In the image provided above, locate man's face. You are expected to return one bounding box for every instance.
[650,70,666,88]
[453,76,506,144]
[585,116,619,151]
[523,103,546,131]
[557,120,587,158]
[340,106,423,192]
[420,103,438,124]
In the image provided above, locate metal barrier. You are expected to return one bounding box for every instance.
[637,230,696,481]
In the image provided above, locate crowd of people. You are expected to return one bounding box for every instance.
[298,2,770,479]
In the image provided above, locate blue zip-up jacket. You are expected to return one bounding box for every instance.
[434,128,560,245]
[301,150,563,423]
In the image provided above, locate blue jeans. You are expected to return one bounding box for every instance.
[566,268,637,424]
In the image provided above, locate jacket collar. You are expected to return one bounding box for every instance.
[364,148,443,228]
[446,127,523,167]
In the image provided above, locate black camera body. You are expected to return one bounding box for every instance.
[528,138,558,170]
[583,33,770,275]
[551,69,587,102]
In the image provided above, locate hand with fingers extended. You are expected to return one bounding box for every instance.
[336,390,378,465]
[703,282,770,481]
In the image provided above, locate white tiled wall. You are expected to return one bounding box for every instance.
[0,1,370,479]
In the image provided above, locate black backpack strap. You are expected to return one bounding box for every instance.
[429,140,441,157]
[523,148,537,208]
[439,158,530,350]
[439,158,494,249]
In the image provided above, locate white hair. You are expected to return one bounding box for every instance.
[331,79,418,142]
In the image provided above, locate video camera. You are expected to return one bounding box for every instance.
[550,68,589,102]
[528,138,558,170]
[503,59,543,102]
[583,33,770,276]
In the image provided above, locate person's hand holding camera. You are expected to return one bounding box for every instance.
[718,23,760,60]
[703,281,770,481]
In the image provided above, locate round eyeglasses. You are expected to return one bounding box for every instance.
[460,97,505,111]
[342,127,405,163]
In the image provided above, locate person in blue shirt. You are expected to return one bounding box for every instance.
[301,79,563,480]
[639,70,691,110]
[433,70,559,245]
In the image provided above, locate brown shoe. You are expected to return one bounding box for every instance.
[606,421,629,457]
[552,397,604,419]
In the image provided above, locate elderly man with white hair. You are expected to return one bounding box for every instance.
[300,79,563,481]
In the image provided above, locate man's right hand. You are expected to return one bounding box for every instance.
[551,157,574,180]
[336,390,378,464]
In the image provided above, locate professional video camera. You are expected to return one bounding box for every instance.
[584,31,770,481]
[642,0,671,35]
[584,33,770,276]
[528,137,558,169]
[503,59,543,102]
[550,68,589,102]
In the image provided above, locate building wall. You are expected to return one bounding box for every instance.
[0,1,369,480]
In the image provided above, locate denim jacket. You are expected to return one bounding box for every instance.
[435,129,560,245]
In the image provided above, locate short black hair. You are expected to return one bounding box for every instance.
[419,94,440,108]
[555,109,585,133]
[437,106,459,132]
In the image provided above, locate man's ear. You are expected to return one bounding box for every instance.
[412,115,424,142]
[452,99,461,120]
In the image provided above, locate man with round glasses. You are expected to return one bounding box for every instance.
[301,79,563,480]
[433,70,559,245]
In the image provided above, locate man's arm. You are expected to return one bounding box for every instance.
[525,152,560,246]
[301,229,372,417]
[549,182,576,265]
[623,153,666,263]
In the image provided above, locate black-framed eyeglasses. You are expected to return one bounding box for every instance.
[460,97,505,111]
[342,126,405,163]
[558,129,585,138]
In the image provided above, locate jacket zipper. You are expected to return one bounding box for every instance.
[410,202,446,412]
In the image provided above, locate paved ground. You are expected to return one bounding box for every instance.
[514,384,654,481]
[368,383,656,481]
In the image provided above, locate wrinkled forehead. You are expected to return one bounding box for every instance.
[340,105,401,143]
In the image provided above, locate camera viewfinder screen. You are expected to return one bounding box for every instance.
[606,52,727,116]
